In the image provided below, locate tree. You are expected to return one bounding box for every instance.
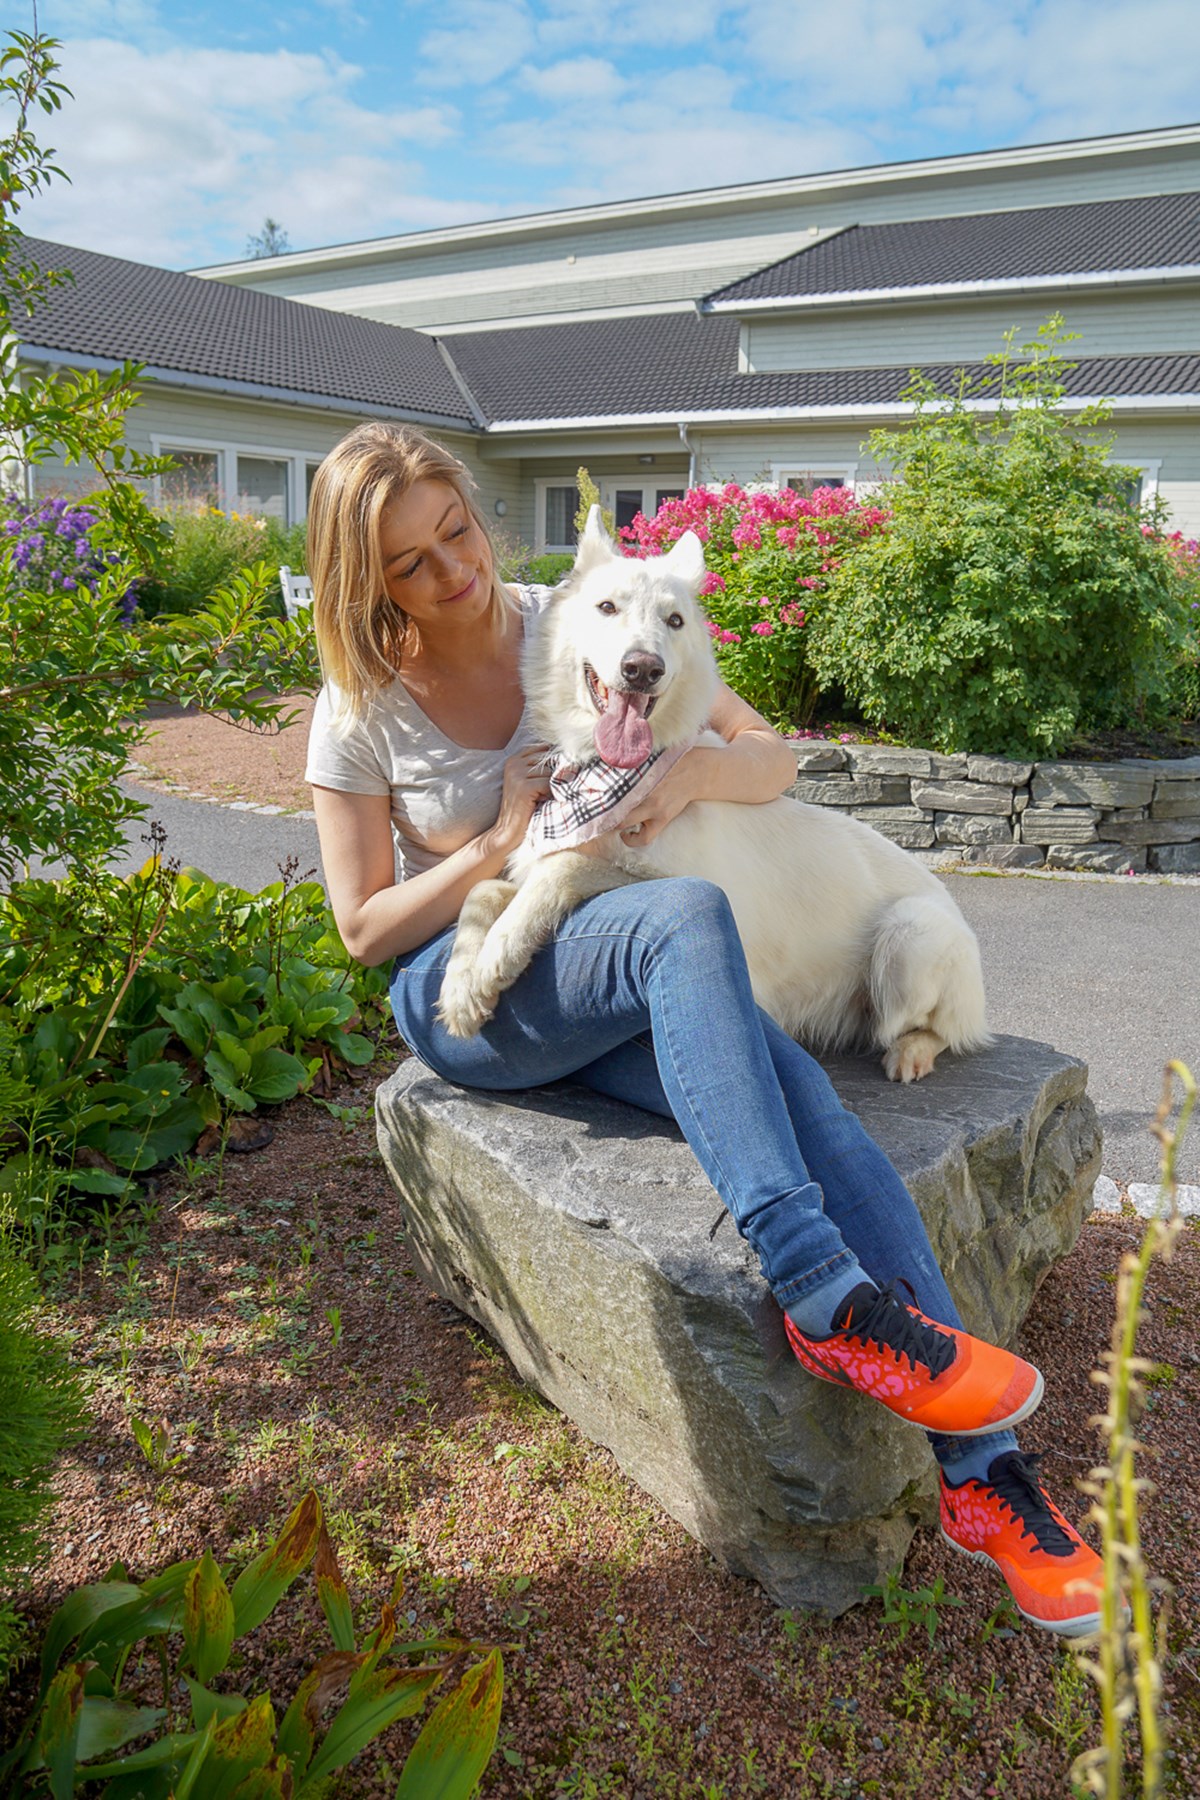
[0,30,319,884]
[246,216,290,258]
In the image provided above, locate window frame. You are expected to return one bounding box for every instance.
[770,461,858,494]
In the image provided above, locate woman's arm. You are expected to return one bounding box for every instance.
[614,681,796,846]
[313,745,550,966]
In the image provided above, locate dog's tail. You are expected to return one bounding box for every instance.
[868,895,991,1055]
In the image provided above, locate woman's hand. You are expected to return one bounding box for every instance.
[616,753,704,846]
[484,744,552,856]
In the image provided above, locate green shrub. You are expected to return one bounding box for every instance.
[807,318,1194,756]
[0,1234,86,1682]
[136,507,306,621]
[0,858,389,1213]
[0,1490,504,1796]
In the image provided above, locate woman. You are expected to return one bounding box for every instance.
[305,420,1103,1637]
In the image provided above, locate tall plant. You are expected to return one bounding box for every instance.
[806,318,1193,756]
[0,29,320,885]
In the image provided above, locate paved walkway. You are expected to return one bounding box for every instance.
[88,779,1200,1191]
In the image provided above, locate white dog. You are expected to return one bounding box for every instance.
[437,508,990,1082]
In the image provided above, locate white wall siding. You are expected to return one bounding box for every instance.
[213,140,1200,331]
[743,289,1200,373]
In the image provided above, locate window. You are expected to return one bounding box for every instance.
[1108,460,1161,507]
[236,455,289,522]
[544,485,576,551]
[786,474,844,494]
[161,448,220,505]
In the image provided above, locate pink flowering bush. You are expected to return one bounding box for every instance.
[620,482,888,726]
[1161,529,1200,719]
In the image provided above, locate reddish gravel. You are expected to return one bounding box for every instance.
[5,1061,1199,1800]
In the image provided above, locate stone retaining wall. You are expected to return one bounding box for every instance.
[789,744,1200,874]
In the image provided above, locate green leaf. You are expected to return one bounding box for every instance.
[125,1027,174,1070]
[214,1032,253,1078]
[36,1662,85,1800]
[303,1665,444,1788]
[228,1754,292,1799]
[170,1716,216,1800]
[230,1491,322,1638]
[76,1697,167,1762]
[183,1678,248,1731]
[203,1694,276,1800]
[275,1652,363,1780]
[244,1046,307,1102]
[38,1580,144,1700]
[334,1031,376,1066]
[314,1521,356,1652]
[183,1548,235,1685]
[393,1651,504,1800]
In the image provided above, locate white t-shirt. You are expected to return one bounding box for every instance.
[304,584,554,882]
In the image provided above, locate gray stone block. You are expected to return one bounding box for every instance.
[1045,844,1147,873]
[791,740,848,773]
[959,845,1045,869]
[933,812,1014,847]
[1151,784,1200,820]
[1149,842,1200,873]
[867,821,937,848]
[912,781,1014,816]
[376,1039,1100,1616]
[1097,818,1200,847]
[844,745,933,776]
[1031,764,1155,807]
[847,806,931,824]
[1152,756,1200,781]
[1019,807,1099,846]
[788,774,911,806]
[929,754,969,779]
[967,755,1034,785]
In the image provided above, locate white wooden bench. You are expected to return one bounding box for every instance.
[279,566,313,619]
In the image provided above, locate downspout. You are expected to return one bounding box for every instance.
[678,420,696,488]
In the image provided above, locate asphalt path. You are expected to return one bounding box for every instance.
[75,780,1200,1188]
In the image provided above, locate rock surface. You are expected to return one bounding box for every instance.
[376,1035,1100,1615]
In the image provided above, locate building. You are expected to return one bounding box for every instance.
[18,122,1200,543]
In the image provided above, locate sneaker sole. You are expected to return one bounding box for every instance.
[928,1365,1045,1437]
[940,1532,1102,1637]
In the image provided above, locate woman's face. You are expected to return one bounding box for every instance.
[378,478,493,632]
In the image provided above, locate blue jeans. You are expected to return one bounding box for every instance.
[389,877,1012,1467]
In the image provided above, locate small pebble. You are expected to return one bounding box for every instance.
[871,1737,884,1752]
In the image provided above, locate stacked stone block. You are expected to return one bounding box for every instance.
[788,743,1200,873]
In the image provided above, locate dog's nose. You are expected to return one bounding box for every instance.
[620,651,664,690]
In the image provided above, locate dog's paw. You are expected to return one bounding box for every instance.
[883,1029,942,1084]
[436,970,499,1039]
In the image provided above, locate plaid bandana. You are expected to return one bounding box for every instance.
[525,740,695,855]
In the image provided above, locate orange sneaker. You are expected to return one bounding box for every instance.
[940,1450,1105,1637]
[784,1280,1043,1436]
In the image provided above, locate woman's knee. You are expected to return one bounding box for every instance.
[653,876,736,939]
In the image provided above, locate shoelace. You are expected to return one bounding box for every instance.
[984,1452,1076,1557]
[834,1279,956,1378]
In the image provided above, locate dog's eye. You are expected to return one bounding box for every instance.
[596,600,618,616]
[666,612,684,630]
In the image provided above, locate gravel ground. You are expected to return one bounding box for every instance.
[6,1059,1200,1799]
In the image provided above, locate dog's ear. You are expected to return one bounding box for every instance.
[572,504,615,576]
[661,529,705,593]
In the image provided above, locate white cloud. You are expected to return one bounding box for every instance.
[518,55,626,102]
[417,0,537,86]
[19,36,476,266]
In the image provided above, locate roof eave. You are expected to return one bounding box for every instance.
[18,343,481,433]
[704,264,1200,312]
[485,391,1200,432]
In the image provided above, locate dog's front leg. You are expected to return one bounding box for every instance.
[444,852,636,1039]
[436,879,518,1039]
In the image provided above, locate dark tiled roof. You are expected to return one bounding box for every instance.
[13,235,475,424]
[706,190,1200,304]
[446,311,1200,419]
[448,313,743,419]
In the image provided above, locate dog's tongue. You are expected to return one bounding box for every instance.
[594,689,654,768]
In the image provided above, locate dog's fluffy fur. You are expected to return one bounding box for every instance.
[437,509,990,1082]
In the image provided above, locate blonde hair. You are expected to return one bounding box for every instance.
[306,421,512,721]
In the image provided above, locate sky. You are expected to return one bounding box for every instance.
[12,0,1200,271]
